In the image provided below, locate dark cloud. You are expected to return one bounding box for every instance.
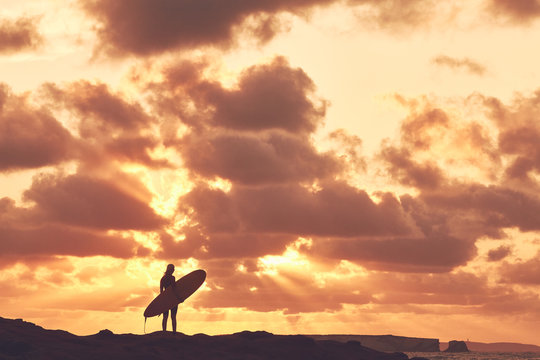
[81,0,445,57]
[0,196,147,262]
[159,230,296,260]
[157,57,326,134]
[499,253,540,285]
[0,16,43,54]
[154,57,338,184]
[479,291,540,316]
[499,126,540,180]
[80,0,338,56]
[207,57,326,133]
[488,0,540,22]
[487,245,512,262]
[199,234,294,259]
[376,103,450,190]
[420,184,540,233]
[432,55,487,76]
[23,172,167,230]
[180,130,342,185]
[180,182,418,238]
[46,81,151,133]
[308,234,475,273]
[0,84,75,172]
[0,223,140,259]
[44,81,169,168]
[360,271,533,310]
[366,271,491,300]
[379,144,445,190]
[482,92,540,183]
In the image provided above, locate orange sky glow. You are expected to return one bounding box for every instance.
[1,0,540,346]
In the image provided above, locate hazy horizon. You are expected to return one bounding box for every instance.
[1,0,540,346]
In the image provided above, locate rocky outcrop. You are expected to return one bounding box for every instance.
[308,335,440,352]
[440,341,540,352]
[0,317,413,360]
[444,340,469,352]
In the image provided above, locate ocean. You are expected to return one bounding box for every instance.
[405,352,540,360]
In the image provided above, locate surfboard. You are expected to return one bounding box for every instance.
[144,269,206,318]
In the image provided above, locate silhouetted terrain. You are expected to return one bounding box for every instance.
[308,335,439,352]
[440,341,540,352]
[0,317,427,360]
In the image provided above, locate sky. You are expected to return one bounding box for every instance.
[1,0,540,345]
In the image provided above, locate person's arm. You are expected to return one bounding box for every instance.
[160,278,164,293]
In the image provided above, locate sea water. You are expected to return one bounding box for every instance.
[405,352,540,360]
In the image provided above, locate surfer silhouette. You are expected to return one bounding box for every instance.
[160,264,178,332]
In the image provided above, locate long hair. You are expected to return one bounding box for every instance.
[164,263,175,276]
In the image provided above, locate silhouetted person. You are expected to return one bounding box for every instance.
[160,264,178,332]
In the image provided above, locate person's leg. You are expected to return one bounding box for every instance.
[162,310,169,331]
[171,306,178,333]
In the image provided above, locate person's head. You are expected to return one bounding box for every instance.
[165,264,175,275]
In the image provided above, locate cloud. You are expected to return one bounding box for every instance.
[180,182,418,238]
[81,0,445,57]
[488,0,540,22]
[154,57,339,185]
[487,245,512,261]
[180,130,342,185]
[46,81,151,133]
[0,223,140,259]
[308,234,476,273]
[158,57,326,134]
[193,258,372,313]
[377,103,451,190]
[479,91,540,183]
[0,16,43,54]
[352,0,441,32]
[432,55,487,76]
[0,197,146,263]
[152,59,496,274]
[23,172,167,231]
[44,81,170,168]
[420,184,540,233]
[170,178,491,272]
[499,253,540,285]
[396,103,451,151]
[379,144,445,190]
[0,84,76,172]
[159,230,297,261]
[205,58,326,133]
[80,0,338,56]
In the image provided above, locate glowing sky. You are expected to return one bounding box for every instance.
[1,0,540,345]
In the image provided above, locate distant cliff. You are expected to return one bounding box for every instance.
[307,335,440,352]
[440,341,540,352]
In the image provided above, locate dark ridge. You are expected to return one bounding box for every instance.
[0,317,412,360]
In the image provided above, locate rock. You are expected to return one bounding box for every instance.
[0,316,412,360]
[444,340,469,352]
[96,329,114,337]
